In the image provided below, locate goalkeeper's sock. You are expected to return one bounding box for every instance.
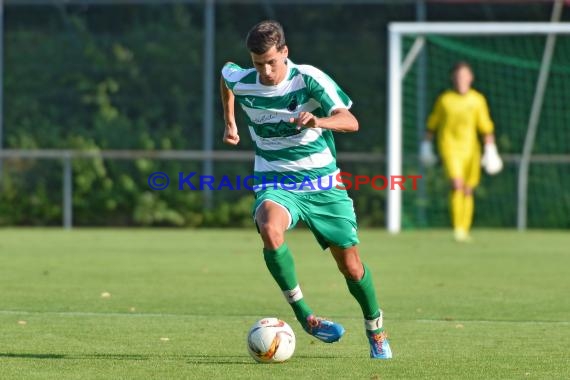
[450,189,464,231]
[345,263,382,324]
[263,243,313,328]
[462,193,474,232]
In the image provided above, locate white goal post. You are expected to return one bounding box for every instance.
[387,22,570,234]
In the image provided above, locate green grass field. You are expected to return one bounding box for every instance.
[0,229,569,379]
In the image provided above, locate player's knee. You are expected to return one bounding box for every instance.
[258,222,285,249]
[339,259,364,281]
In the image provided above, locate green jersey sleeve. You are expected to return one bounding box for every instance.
[221,62,246,91]
[301,65,353,116]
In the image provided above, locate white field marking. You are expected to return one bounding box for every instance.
[0,310,190,318]
[0,310,568,325]
[414,319,570,326]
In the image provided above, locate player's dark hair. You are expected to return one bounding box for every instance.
[246,20,286,54]
[451,61,473,75]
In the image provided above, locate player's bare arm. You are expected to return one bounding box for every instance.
[289,108,359,132]
[220,73,240,146]
[483,133,495,144]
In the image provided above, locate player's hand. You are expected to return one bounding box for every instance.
[223,122,240,146]
[481,142,503,175]
[290,112,319,130]
[420,140,437,167]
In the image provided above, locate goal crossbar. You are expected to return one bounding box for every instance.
[390,22,570,36]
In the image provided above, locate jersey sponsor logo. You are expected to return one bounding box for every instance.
[254,120,301,138]
[251,112,279,124]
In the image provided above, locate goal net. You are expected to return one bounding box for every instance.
[387,23,570,232]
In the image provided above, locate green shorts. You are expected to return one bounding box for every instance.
[253,188,359,250]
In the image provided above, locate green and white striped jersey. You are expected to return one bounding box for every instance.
[222,59,352,192]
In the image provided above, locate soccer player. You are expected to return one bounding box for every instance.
[220,20,391,359]
[420,61,503,242]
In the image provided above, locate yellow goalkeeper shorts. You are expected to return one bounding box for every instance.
[441,150,481,188]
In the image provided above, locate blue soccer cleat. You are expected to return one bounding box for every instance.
[367,330,392,359]
[304,315,345,343]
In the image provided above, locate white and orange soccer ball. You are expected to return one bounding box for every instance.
[246,318,296,363]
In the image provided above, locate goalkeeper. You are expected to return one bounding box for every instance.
[420,61,503,242]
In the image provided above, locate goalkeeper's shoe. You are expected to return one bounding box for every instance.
[367,329,392,359]
[454,228,473,243]
[304,315,345,343]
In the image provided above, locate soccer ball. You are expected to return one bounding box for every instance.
[246,318,296,363]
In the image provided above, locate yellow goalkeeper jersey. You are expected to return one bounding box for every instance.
[427,89,494,158]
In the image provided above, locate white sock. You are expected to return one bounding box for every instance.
[282,285,303,304]
[364,310,383,331]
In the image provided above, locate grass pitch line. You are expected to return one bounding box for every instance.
[415,318,570,326]
[0,310,568,325]
[0,310,188,318]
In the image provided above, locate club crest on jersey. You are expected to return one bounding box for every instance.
[287,97,298,111]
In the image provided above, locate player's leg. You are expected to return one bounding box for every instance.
[330,245,392,359]
[443,154,469,241]
[462,151,481,236]
[450,177,468,241]
[254,198,314,332]
[255,200,288,249]
[462,185,474,233]
[301,188,391,357]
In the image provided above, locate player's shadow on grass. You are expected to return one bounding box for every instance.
[0,353,65,359]
[0,353,148,361]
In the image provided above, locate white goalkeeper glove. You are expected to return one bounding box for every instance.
[420,140,437,167]
[481,143,503,175]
